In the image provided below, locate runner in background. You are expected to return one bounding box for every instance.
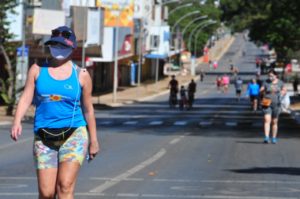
[234,77,243,102]
[247,78,260,112]
[216,75,222,91]
[221,74,230,94]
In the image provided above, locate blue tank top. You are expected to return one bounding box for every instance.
[248,83,260,96]
[33,63,86,133]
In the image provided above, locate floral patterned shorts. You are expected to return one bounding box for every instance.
[33,126,89,169]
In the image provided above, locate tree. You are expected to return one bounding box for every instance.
[220,0,300,60]
[0,0,18,116]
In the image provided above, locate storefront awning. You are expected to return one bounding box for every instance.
[144,54,168,59]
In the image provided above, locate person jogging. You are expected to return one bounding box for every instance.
[11,26,100,199]
[247,78,260,112]
[260,70,286,144]
[221,74,230,94]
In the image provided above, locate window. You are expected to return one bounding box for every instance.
[150,35,160,49]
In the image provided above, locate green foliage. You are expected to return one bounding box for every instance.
[220,0,300,58]
[0,0,18,115]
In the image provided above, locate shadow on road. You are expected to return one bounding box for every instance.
[228,167,300,176]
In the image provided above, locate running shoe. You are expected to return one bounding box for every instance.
[272,137,277,144]
[263,136,270,144]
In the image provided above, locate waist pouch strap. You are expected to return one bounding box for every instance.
[37,127,78,142]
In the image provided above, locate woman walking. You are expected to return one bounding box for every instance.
[260,70,286,144]
[11,26,100,198]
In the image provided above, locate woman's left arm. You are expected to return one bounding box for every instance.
[80,68,100,160]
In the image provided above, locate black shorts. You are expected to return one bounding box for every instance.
[250,95,259,102]
[236,90,241,94]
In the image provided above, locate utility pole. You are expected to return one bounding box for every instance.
[113,9,120,103]
[81,2,88,68]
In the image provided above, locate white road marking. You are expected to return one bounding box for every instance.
[0,137,32,150]
[174,121,187,126]
[0,184,28,188]
[91,177,144,181]
[169,138,181,145]
[0,177,35,180]
[149,121,163,125]
[0,121,12,126]
[123,121,138,125]
[225,122,237,126]
[199,121,212,126]
[89,148,166,193]
[99,121,112,125]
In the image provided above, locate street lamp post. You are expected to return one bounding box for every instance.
[168,3,193,17]
[188,20,216,52]
[186,20,216,76]
[170,10,200,33]
[112,6,123,103]
[193,21,217,56]
[179,15,208,70]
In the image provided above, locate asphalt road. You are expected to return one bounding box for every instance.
[0,34,300,199]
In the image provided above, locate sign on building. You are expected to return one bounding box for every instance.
[96,0,134,27]
[32,8,65,35]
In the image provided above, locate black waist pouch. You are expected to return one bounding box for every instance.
[37,127,78,142]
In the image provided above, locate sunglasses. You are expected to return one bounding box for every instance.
[51,29,72,39]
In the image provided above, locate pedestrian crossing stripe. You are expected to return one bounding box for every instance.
[0,121,12,126]
[174,121,187,126]
[199,121,213,126]
[225,122,237,126]
[123,121,138,125]
[149,121,163,125]
[99,121,113,125]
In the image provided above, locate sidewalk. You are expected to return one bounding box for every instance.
[0,35,239,125]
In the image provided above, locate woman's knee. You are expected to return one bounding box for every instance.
[264,115,271,123]
[272,118,279,125]
[57,179,75,195]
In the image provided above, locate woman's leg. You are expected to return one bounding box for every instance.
[56,162,81,199]
[271,118,279,138]
[37,168,58,199]
[253,99,258,111]
[56,127,89,198]
[264,114,271,142]
[34,138,60,199]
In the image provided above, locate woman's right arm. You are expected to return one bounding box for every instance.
[11,64,39,141]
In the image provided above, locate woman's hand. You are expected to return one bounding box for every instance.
[88,141,100,161]
[11,122,22,141]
